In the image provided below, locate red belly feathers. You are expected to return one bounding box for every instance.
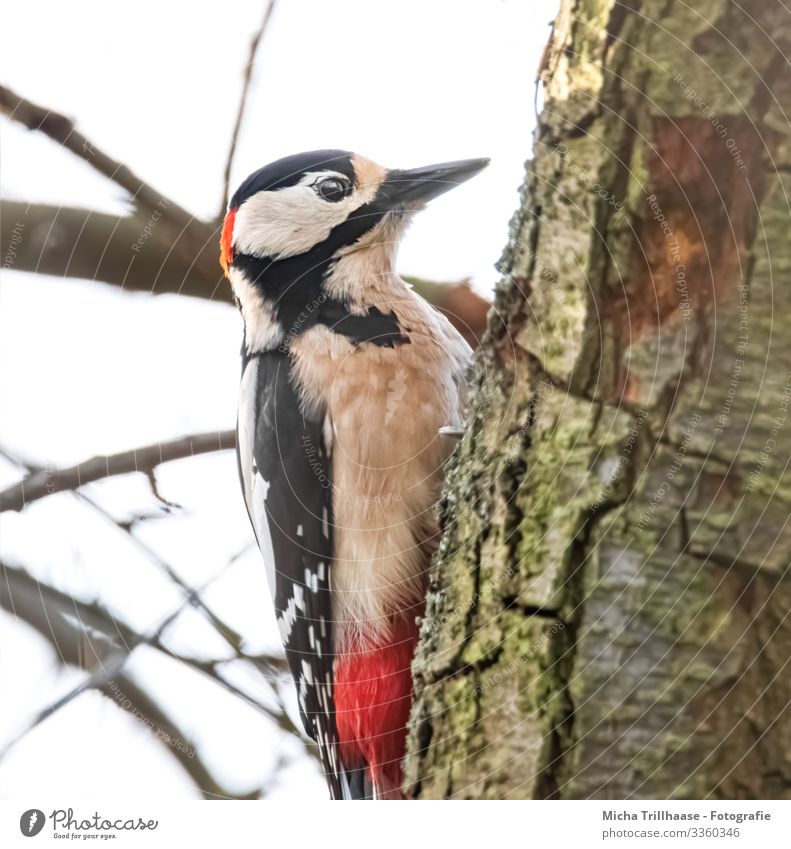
[333,616,419,798]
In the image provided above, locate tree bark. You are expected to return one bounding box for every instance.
[406,0,791,799]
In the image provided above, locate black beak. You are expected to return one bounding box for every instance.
[382,157,490,207]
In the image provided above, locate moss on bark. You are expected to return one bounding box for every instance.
[406,0,791,799]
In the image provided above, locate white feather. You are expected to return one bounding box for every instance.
[238,359,278,596]
[228,268,284,355]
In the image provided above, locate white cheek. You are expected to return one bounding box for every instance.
[233,185,363,259]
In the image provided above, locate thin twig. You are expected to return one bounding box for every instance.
[74,489,248,653]
[0,651,130,758]
[0,86,221,282]
[0,561,295,763]
[1,560,140,669]
[0,440,273,672]
[220,0,279,218]
[0,430,236,512]
[0,84,191,226]
[102,670,258,800]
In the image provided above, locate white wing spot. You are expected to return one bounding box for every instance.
[277,585,306,643]
[303,567,318,593]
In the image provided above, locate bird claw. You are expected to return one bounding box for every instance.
[438,425,464,439]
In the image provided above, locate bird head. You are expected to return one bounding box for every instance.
[221,149,488,272]
[220,150,488,351]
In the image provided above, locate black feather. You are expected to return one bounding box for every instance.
[238,351,344,798]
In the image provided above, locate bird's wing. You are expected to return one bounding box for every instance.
[237,351,344,798]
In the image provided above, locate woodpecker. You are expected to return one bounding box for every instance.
[221,150,488,799]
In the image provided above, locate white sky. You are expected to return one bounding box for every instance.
[0,0,558,800]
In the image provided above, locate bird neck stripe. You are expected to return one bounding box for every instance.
[232,259,410,351]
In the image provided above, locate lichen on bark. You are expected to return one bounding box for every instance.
[406,0,791,799]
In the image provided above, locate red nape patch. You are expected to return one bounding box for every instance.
[334,617,420,797]
[219,208,236,274]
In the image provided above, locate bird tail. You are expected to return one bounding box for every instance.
[340,765,373,800]
[340,764,403,800]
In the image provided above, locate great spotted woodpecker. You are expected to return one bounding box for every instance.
[220,150,488,799]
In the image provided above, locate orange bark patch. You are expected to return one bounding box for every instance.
[608,116,764,397]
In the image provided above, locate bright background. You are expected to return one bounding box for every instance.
[0,0,558,799]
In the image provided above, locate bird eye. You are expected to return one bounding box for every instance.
[315,177,350,203]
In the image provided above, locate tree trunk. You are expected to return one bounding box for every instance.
[406,0,791,799]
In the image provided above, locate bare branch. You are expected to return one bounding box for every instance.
[0,430,236,513]
[75,488,250,654]
[0,559,287,682]
[0,446,260,673]
[220,0,279,218]
[0,561,296,761]
[0,201,233,304]
[1,650,130,757]
[101,670,256,800]
[1,84,188,224]
[0,560,139,669]
[0,85,221,282]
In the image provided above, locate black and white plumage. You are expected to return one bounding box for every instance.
[237,350,343,795]
[222,150,487,798]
